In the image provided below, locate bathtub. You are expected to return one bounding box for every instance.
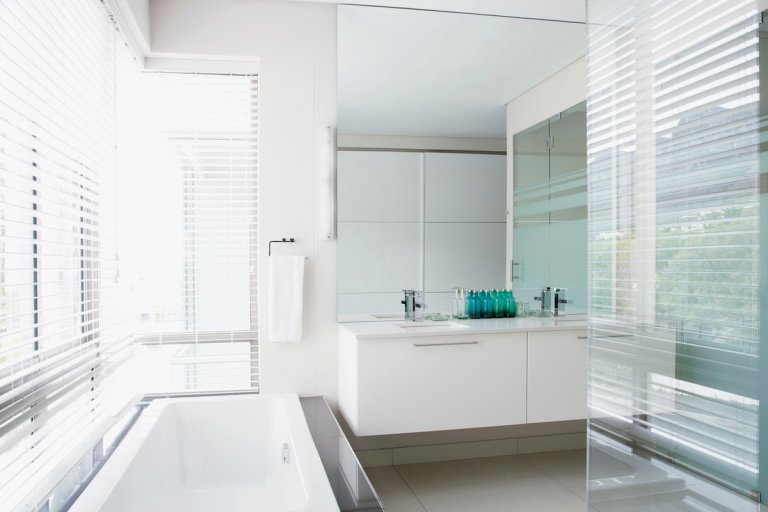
[70,393,340,512]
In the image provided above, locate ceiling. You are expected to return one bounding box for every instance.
[338,5,586,138]
[300,0,586,23]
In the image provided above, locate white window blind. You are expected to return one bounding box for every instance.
[0,1,138,510]
[0,3,259,509]
[587,0,760,504]
[122,71,259,394]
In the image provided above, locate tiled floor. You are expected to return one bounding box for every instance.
[365,449,588,512]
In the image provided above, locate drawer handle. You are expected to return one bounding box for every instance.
[577,336,588,339]
[412,341,479,347]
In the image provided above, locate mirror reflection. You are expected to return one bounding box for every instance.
[336,5,586,321]
[512,102,587,311]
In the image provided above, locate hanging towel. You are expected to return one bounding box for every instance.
[268,255,306,342]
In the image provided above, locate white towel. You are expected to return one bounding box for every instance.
[268,255,305,342]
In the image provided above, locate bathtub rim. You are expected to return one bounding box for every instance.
[68,392,340,512]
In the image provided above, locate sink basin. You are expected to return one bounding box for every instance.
[371,313,405,319]
[394,322,469,330]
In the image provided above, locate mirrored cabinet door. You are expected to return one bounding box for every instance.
[548,103,587,308]
[424,153,506,313]
[512,118,551,307]
[337,150,506,318]
[337,151,424,315]
[512,102,587,312]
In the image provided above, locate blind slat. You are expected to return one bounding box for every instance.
[0,3,260,510]
[587,0,760,503]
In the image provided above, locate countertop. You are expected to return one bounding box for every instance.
[338,315,588,339]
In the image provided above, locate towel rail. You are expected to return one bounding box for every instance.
[268,238,309,259]
[269,237,295,256]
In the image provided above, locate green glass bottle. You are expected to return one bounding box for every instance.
[467,290,478,319]
[492,289,502,318]
[507,289,517,318]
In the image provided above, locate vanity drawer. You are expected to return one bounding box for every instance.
[527,329,588,423]
[355,333,527,435]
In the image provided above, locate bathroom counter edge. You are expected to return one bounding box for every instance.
[338,316,587,339]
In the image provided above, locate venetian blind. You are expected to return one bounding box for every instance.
[124,71,259,394]
[0,1,138,510]
[587,0,760,501]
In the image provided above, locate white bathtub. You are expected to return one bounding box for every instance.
[70,393,340,512]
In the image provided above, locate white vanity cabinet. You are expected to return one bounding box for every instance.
[339,331,527,436]
[526,329,588,423]
[338,320,588,436]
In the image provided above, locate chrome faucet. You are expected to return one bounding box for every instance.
[534,286,553,317]
[401,289,415,319]
[401,289,425,321]
[554,288,572,317]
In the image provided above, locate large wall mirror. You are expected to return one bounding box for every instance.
[336,5,585,320]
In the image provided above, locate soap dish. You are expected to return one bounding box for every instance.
[428,313,451,321]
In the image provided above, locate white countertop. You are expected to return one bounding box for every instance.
[337,312,406,323]
[338,315,587,339]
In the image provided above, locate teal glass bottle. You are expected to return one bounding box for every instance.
[500,290,510,317]
[507,289,518,317]
[481,290,492,318]
[493,289,503,318]
[466,290,477,319]
[474,290,482,318]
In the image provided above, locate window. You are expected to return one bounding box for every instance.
[0,3,259,509]
[0,1,132,508]
[123,71,259,394]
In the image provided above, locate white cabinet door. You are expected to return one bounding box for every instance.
[527,329,588,423]
[356,333,527,435]
[424,222,506,292]
[424,153,507,222]
[337,150,424,308]
[337,150,423,222]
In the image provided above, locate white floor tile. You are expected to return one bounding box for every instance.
[412,483,520,512]
[377,490,427,512]
[366,466,410,492]
[378,451,590,512]
[554,472,588,500]
[504,476,588,512]
[521,449,587,476]
[395,455,541,490]
[414,479,587,512]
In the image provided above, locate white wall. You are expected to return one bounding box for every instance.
[504,56,586,287]
[149,0,339,406]
[112,0,151,55]
[127,0,150,45]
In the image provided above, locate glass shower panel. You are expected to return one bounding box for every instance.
[512,119,551,306]
[587,0,760,509]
